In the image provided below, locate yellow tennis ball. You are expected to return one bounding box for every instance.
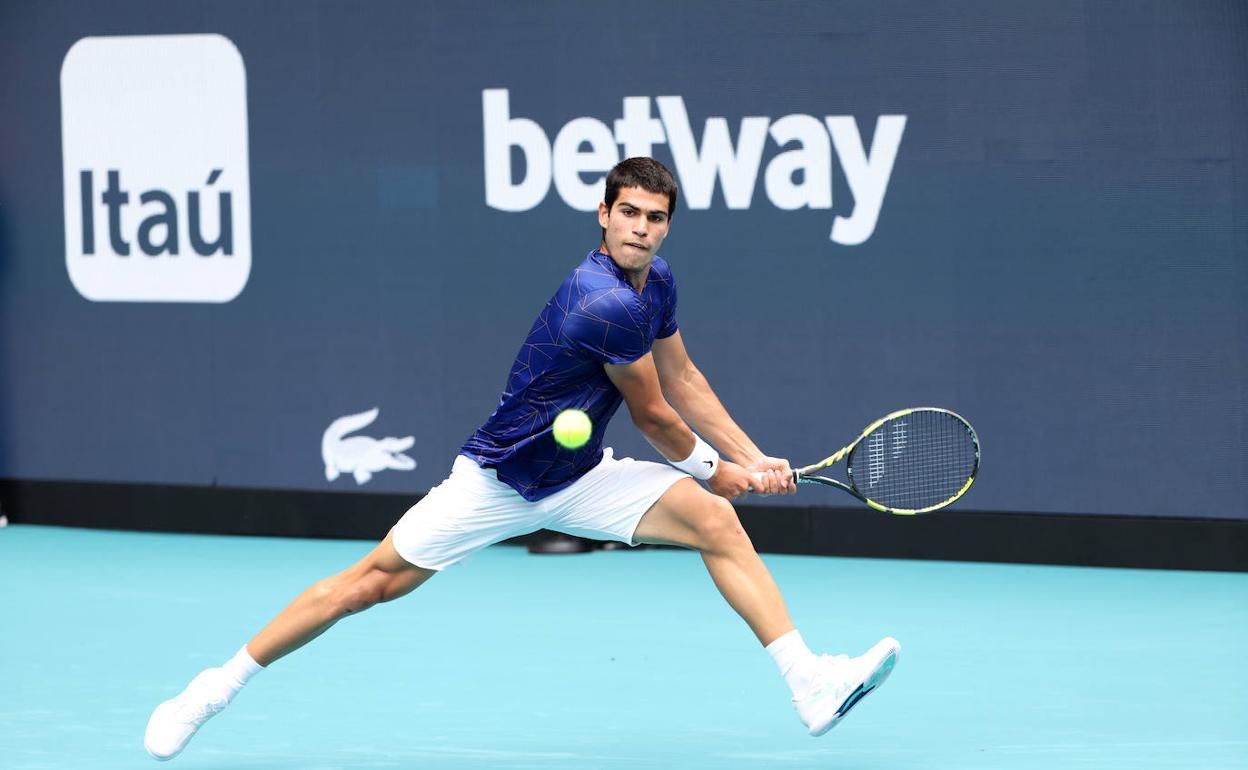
[553,409,592,449]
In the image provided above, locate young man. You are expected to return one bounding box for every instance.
[144,157,899,761]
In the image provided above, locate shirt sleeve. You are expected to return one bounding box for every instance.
[560,288,650,365]
[657,278,678,339]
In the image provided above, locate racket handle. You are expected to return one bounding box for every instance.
[747,470,798,493]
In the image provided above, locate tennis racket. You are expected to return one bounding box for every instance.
[754,407,980,514]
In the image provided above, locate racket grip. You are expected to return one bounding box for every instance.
[747,470,798,493]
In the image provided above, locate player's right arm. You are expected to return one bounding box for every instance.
[605,354,754,499]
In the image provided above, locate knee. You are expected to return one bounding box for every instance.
[694,497,750,554]
[316,575,386,617]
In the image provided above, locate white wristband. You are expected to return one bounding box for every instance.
[672,434,720,480]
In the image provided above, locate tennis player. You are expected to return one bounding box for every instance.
[144,157,899,760]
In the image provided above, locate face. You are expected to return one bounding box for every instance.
[598,186,672,276]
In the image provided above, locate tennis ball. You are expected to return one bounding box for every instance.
[553,409,592,449]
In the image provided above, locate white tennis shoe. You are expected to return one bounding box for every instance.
[144,669,233,760]
[794,636,900,736]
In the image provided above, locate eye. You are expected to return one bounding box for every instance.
[649,214,666,223]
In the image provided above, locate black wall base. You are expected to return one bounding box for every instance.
[2,478,1244,572]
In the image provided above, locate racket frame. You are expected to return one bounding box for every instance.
[793,407,980,515]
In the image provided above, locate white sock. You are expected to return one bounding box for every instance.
[218,645,264,700]
[765,630,820,699]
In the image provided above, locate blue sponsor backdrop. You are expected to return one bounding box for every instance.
[0,1,1244,518]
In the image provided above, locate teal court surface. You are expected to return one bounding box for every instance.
[2,524,1246,770]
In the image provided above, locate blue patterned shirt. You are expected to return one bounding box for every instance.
[460,249,679,500]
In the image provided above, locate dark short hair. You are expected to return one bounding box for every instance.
[604,157,679,217]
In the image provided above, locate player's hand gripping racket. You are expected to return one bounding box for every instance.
[755,407,980,514]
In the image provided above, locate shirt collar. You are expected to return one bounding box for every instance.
[592,249,653,294]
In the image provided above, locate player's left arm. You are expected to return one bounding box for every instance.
[652,331,794,495]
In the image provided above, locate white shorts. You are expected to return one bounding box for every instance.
[391,448,689,571]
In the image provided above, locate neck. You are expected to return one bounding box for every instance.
[621,267,647,293]
[599,244,649,293]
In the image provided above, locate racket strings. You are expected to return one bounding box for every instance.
[848,410,977,511]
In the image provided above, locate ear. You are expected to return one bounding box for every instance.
[598,200,610,229]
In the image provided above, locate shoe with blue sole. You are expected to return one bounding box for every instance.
[794,636,900,737]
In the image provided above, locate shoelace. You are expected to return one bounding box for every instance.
[169,693,229,723]
[805,654,854,698]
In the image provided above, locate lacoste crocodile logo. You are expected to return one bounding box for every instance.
[321,407,416,485]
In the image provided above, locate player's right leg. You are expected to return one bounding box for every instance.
[247,529,434,665]
[144,531,433,761]
[144,455,542,761]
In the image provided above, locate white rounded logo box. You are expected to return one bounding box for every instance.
[61,34,251,303]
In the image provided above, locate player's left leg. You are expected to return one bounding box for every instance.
[633,478,795,644]
[632,479,900,736]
